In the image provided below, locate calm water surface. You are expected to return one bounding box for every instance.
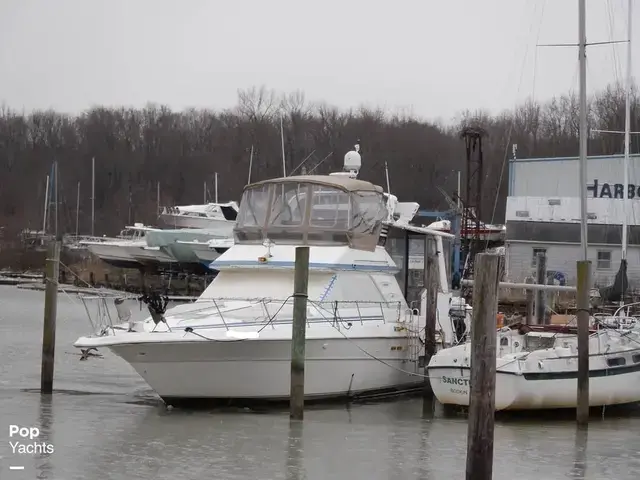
[0,285,639,479]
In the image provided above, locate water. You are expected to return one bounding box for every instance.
[1,285,639,479]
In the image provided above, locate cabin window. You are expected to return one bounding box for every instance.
[596,250,612,270]
[606,357,626,367]
[269,183,307,227]
[238,184,270,228]
[632,354,640,364]
[350,191,387,235]
[309,185,350,229]
[523,334,555,351]
[531,248,547,268]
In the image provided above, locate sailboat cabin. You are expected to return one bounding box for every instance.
[234,175,389,252]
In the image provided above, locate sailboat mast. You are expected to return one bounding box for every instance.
[54,161,59,240]
[91,156,95,237]
[214,172,219,203]
[247,145,254,185]
[578,0,588,260]
[280,116,286,176]
[622,0,633,260]
[42,175,50,234]
[75,181,80,238]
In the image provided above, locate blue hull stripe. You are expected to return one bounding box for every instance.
[209,260,398,272]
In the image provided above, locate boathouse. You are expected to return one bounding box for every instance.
[505,153,640,287]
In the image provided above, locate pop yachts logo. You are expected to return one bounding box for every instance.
[8,425,54,455]
[440,376,470,387]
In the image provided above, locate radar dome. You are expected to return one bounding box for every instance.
[343,150,361,173]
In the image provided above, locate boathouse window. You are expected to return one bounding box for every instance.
[597,250,612,270]
[606,357,626,367]
[531,248,547,268]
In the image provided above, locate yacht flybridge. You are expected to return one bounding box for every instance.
[74,144,471,406]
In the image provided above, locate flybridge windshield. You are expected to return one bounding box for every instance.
[235,180,388,251]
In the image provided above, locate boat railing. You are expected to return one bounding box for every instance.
[188,297,404,329]
[77,293,406,334]
[79,293,125,336]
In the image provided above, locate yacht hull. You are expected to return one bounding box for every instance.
[86,244,143,269]
[186,243,223,264]
[428,364,640,411]
[104,337,423,404]
[158,215,235,233]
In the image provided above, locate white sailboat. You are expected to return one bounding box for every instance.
[427,0,640,411]
[73,144,471,405]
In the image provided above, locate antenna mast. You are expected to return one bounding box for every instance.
[247,145,254,184]
[385,161,391,194]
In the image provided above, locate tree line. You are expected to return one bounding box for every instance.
[0,83,638,240]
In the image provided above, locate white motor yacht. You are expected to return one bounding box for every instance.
[74,145,470,406]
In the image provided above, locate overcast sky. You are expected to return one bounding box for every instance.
[0,0,638,122]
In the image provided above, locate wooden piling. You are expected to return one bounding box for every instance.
[465,253,501,480]
[576,260,591,425]
[525,277,534,324]
[290,246,310,420]
[423,253,439,415]
[41,240,61,394]
[535,252,547,324]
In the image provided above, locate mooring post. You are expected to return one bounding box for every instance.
[423,253,438,415]
[465,253,500,480]
[41,240,61,394]
[290,246,310,420]
[535,252,547,324]
[525,277,534,324]
[576,260,591,425]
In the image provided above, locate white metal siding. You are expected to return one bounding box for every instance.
[505,196,640,225]
[505,241,640,288]
[511,154,640,197]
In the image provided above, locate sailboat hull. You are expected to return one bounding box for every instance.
[106,337,423,404]
[428,364,640,410]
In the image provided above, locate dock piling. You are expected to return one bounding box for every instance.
[422,252,438,415]
[525,277,534,323]
[41,240,61,394]
[535,252,547,324]
[576,260,591,425]
[290,246,310,420]
[465,253,500,480]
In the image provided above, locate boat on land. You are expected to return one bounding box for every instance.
[74,144,471,406]
[79,224,157,270]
